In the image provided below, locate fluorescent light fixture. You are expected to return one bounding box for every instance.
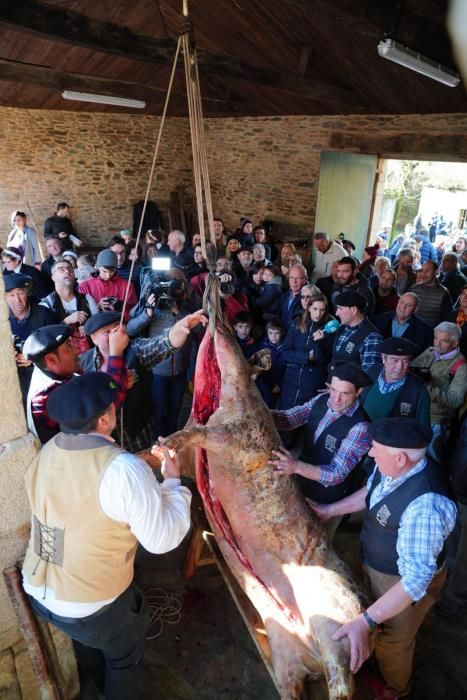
[62,90,146,108]
[378,39,460,87]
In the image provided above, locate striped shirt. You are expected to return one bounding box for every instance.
[367,459,457,601]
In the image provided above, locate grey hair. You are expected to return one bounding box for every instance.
[401,291,419,307]
[289,263,308,279]
[434,322,461,341]
[253,243,266,255]
[313,232,329,241]
[387,445,427,462]
[301,283,321,296]
[169,229,185,245]
[398,247,415,259]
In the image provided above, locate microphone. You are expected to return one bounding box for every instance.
[324,319,340,334]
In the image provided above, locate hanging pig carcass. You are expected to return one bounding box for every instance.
[161,295,366,699]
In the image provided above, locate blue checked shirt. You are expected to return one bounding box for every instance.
[367,459,457,601]
[273,394,370,487]
[334,322,382,371]
[377,370,406,394]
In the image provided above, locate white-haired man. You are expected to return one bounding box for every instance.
[411,321,467,460]
[167,229,194,275]
[310,417,456,698]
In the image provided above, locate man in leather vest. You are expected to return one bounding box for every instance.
[22,372,191,699]
[310,418,456,698]
[270,362,371,538]
[331,290,382,372]
[362,337,431,425]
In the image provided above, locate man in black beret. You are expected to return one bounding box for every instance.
[269,362,371,538]
[79,308,207,452]
[310,417,457,698]
[361,336,431,425]
[4,272,54,407]
[22,372,191,699]
[23,324,96,444]
[326,290,382,372]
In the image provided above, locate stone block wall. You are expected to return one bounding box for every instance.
[0,109,193,247]
[0,109,466,249]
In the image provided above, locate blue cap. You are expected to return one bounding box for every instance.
[48,372,118,432]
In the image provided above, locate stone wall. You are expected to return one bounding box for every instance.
[0,109,466,249]
[0,109,192,247]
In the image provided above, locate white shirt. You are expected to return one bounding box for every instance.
[311,241,347,282]
[23,444,192,617]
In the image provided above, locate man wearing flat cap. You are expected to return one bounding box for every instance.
[270,362,371,537]
[79,308,207,452]
[23,323,129,444]
[22,372,191,698]
[311,417,457,698]
[326,290,382,372]
[4,272,54,405]
[362,337,431,425]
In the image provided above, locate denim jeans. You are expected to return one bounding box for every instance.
[29,584,150,700]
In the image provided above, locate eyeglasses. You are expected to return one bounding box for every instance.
[301,295,314,299]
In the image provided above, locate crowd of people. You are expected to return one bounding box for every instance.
[3,204,467,699]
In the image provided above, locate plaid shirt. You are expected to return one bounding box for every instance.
[31,355,127,441]
[273,394,370,486]
[368,459,457,601]
[377,370,406,395]
[334,322,382,371]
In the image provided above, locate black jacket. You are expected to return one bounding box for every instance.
[373,311,433,354]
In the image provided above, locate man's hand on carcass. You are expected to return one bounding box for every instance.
[268,446,300,475]
[169,309,208,348]
[151,440,180,479]
[306,499,334,522]
[332,615,371,674]
[109,324,129,356]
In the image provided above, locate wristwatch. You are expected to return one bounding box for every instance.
[363,610,378,630]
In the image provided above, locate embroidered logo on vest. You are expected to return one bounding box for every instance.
[400,402,412,416]
[345,342,355,353]
[376,504,391,527]
[324,434,337,452]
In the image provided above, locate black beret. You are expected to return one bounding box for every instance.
[84,312,121,336]
[3,272,32,292]
[48,372,118,431]
[335,290,367,311]
[238,246,253,253]
[380,337,420,357]
[368,417,432,448]
[23,324,71,361]
[342,239,356,250]
[329,362,372,388]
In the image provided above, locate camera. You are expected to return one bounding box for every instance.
[215,272,234,295]
[12,334,23,354]
[144,272,185,310]
[106,296,124,312]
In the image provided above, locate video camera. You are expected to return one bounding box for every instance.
[144,272,185,310]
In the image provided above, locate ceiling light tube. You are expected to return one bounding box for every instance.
[62,90,146,108]
[378,39,460,87]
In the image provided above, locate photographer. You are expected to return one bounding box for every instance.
[78,249,137,322]
[127,268,200,438]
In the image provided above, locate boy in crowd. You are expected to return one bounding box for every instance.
[233,311,258,359]
[256,318,286,408]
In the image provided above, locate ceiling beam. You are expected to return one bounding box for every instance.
[0,0,362,109]
[0,57,244,112]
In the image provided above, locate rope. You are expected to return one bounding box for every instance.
[145,587,182,640]
[118,35,183,326]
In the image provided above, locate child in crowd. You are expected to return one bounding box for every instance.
[233,311,258,359]
[255,318,286,408]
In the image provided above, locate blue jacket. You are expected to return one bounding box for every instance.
[280,291,303,330]
[249,276,283,322]
[416,234,438,265]
[280,318,330,409]
[373,311,433,353]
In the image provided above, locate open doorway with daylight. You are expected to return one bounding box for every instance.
[370,158,467,268]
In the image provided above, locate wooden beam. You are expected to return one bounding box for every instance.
[329,131,467,158]
[0,0,362,109]
[0,57,243,112]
